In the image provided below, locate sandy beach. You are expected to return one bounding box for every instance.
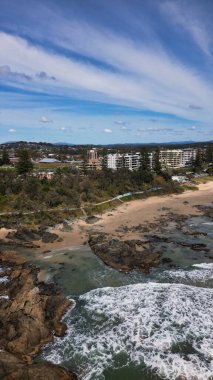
[36,181,213,252]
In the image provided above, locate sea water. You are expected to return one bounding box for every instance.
[30,213,213,379]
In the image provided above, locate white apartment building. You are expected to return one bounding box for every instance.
[181,148,197,166]
[103,153,123,170]
[103,152,141,171]
[104,148,199,171]
[123,152,141,171]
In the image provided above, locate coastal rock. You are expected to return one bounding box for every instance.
[0,351,77,380]
[6,227,59,244]
[88,232,162,273]
[7,227,41,242]
[0,251,76,379]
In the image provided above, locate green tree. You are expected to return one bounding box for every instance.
[193,149,204,172]
[205,146,213,164]
[140,148,150,171]
[16,149,33,175]
[136,149,153,184]
[153,149,162,175]
[1,149,10,165]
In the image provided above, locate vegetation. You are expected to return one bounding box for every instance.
[0,164,181,218]
[0,150,10,166]
[0,141,212,226]
[16,149,34,175]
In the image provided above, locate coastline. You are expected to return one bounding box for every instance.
[0,181,212,378]
[0,250,77,379]
[38,181,213,252]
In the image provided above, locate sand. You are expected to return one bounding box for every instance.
[37,181,213,252]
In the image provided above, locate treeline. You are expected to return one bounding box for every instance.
[0,163,180,213]
[0,145,212,214]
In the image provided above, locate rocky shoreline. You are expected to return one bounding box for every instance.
[88,205,213,273]
[0,250,77,379]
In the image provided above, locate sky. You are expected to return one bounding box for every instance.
[0,0,213,144]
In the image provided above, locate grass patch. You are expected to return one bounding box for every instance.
[191,175,213,185]
[180,184,199,191]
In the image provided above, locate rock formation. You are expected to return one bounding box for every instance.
[88,232,162,273]
[0,250,77,379]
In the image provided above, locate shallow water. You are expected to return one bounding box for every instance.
[29,213,213,379]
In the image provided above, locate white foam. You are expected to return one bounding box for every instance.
[0,295,9,300]
[193,263,213,269]
[0,276,9,284]
[163,265,213,284]
[44,282,213,380]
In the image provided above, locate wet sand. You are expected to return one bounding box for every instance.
[38,181,213,252]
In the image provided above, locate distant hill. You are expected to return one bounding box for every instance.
[1,140,212,149]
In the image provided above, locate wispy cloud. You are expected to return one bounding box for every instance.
[1,31,213,125]
[137,127,174,133]
[40,116,52,123]
[8,128,16,133]
[0,0,213,143]
[161,1,213,58]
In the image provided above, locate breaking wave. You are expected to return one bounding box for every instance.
[44,278,213,380]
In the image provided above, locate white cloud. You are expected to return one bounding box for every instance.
[8,128,16,133]
[0,29,213,125]
[104,128,112,133]
[40,115,52,123]
[190,126,197,130]
[161,1,212,57]
[58,127,66,131]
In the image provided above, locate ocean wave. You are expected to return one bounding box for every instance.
[44,282,213,380]
[193,263,213,269]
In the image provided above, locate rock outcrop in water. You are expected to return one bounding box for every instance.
[88,232,162,273]
[0,250,77,379]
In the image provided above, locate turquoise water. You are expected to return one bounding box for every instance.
[28,213,213,380]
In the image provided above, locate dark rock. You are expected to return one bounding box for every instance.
[85,216,101,224]
[7,227,41,242]
[88,232,162,273]
[162,257,173,264]
[42,232,59,243]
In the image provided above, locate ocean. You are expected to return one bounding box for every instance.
[26,212,213,380]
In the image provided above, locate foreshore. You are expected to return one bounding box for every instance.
[38,181,213,252]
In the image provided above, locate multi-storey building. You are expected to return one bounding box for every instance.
[103,152,141,171]
[103,153,122,170]
[103,148,200,171]
[159,149,183,169]
[88,149,98,161]
[123,152,141,171]
[181,148,197,166]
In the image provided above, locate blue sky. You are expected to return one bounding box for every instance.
[0,0,213,144]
